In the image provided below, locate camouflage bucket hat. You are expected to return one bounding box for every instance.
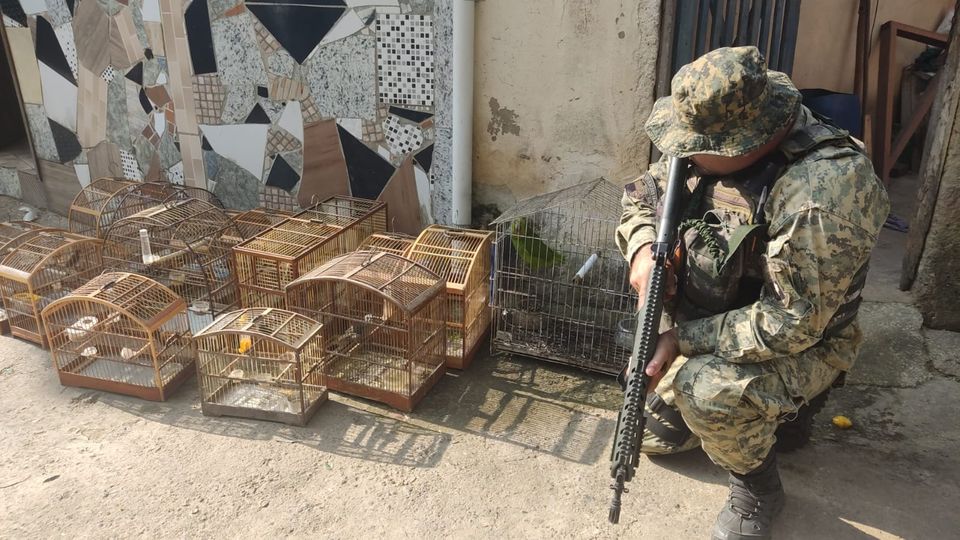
[645,46,802,158]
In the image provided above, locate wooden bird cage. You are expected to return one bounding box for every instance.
[233,196,387,309]
[225,208,293,244]
[0,221,53,335]
[405,225,494,370]
[101,199,241,333]
[358,232,415,257]
[41,272,196,400]
[67,177,139,237]
[285,252,446,412]
[194,307,328,426]
[0,230,103,345]
[111,181,225,225]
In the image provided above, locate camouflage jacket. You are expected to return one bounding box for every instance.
[617,106,890,368]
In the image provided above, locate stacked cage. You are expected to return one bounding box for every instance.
[67,177,139,237]
[357,232,416,256]
[285,252,446,412]
[232,196,387,309]
[194,308,328,426]
[0,230,103,345]
[101,199,242,333]
[490,179,637,374]
[405,225,493,369]
[41,272,196,400]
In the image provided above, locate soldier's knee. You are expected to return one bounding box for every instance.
[670,354,758,427]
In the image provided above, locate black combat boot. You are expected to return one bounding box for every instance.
[712,451,785,540]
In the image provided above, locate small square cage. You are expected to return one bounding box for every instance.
[193,308,328,426]
[357,232,416,257]
[67,177,139,237]
[41,272,196,400]
[232,196,387,309]
[285,252,446,412]
[0,230,103,345]
[101,199,242,333]
[490,178,637,375]
[405,225,494,370]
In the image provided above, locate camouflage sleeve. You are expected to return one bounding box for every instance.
[616,159,669,263]
[675,158,888,362]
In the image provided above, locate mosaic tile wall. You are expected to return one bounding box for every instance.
[1,0,453,232]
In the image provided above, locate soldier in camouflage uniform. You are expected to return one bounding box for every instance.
[617,47,888,539]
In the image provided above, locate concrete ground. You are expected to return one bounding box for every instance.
[1,181,959,539]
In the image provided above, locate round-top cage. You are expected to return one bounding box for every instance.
[0,221,51,334]
[0,230,103,345]
[357,232,415,257]
[285,251,446,412]
[67,177,139,237]
[102,198,241,333]
[41,272,196,400]
[194,307,328,426]
[405,225,494,369]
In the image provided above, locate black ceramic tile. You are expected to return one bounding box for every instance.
[139,88,153,113]
[1,0,27,26]
[35,16,76,85]
[126,62,144,85]
[144,48,154,60]
[414,143,433,173]
[257,86,269,98]
[48,119,81,163]
[185,0,217,75]
[337,125,394,200]
[389,106,432,124]
[245,103,271,124]
[64,0,74,15]
[201,136,212,151]
[246,3,344,63]
[265,154,299,192]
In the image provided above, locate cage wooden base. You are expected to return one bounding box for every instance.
[445,326,489,370]
[201,382,329,427]
[56,355,196,401]
[324,359,446,412]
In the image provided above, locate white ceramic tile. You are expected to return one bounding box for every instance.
[383,114,423,157]
[320,9,365,45]
[3,15,24,27]
[336,118,363,141]
[154,112,166,137]
[100,65,117,82]
[200,123,270,179]
[141,0,161,22]
[73,163,91,188]
[277,100,303,142]
[167,161,184,185]
[156,71,167,85]
[19,0,47,15]
[53,22,78,81]
[376,144,392,162]
[38,63,78,131]
[375,13,433,106]
[413,162,432,223]
[119,148,143,180]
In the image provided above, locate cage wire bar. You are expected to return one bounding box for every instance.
[67,177,139,237]
[194,308,328,426]
[232,196,387,309]
[405,225,493,370]
[41,272,196,400]
[490,178,637,375]
[101,199,243,333]
[357,232,416,257]
[0,230,104,346]
[285,251,446,412]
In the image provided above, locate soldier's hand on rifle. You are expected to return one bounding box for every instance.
[645,328,679,390]
[629,243,677,308]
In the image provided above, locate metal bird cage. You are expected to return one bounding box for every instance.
[193,308,328,426]
[232,196,387,309]
[67,177,139,237]
[405,225,493,370]
[41,272,196,400]
[285,252,446,412]
[357,232,416,256]
[490,178,637,375]
[0,230,103,345]
[101,199,242,333]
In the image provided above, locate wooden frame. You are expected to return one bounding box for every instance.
[67,177,139,237]
[357,231,416,257]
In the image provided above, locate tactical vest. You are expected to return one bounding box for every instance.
[675,118,868,338]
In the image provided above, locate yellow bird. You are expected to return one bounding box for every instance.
[238,336,252,354]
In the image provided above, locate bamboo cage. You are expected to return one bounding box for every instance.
[0,221,53,335]
[0,230,103,345]
[357,232,415,257]
[232,196,387,309]
[41,272,196,400]
[194,308,328,425]
[405,225,494,369]
[101,199,241,333]
[224,208,294,244]
[108,181,225,227]
[285,252,446,412]
[67,177,139,237]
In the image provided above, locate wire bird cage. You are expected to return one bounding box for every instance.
[194,308,328,426]
[285,252,446,412]
[232,196,387,309]
[0,230,103,345]
[41,272,196,400]
[490,178,637,375]
[102,199,242,333]
[405,225,493,370]
[357,232,416,257]
[67,177,139,237]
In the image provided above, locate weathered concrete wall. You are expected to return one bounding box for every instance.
[472,0,661,215]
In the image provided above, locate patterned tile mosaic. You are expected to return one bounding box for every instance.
[192,74,227,125]
[106,73,131,147]
[212,152,259,209]
[383,114,423,158]
[266,125,300,154]
[246,1,343,63]
[375,13,433,107]
[211,12,267,88]
[119,147,143,179]
[303,31,376,119]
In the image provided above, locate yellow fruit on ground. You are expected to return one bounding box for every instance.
[832,415,853,429]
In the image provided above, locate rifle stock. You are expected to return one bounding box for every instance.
[608,156,689,524]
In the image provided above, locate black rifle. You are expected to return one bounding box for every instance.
[608,156,689,524]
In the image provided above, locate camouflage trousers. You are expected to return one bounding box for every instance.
[641,340,847,474]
